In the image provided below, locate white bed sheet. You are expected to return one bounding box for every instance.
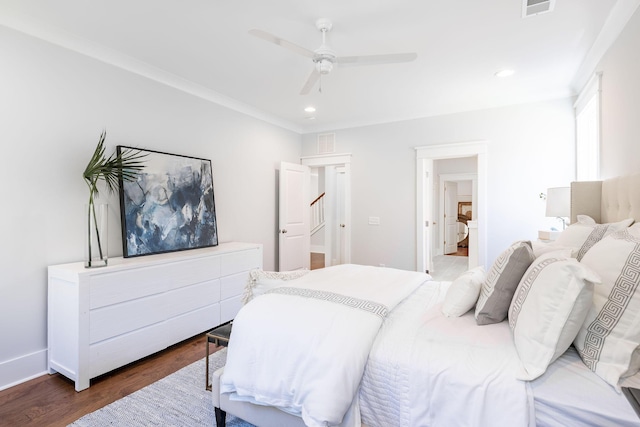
[360,280,531,427]
[529,346,640,427]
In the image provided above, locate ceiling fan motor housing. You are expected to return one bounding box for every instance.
[315,58,333,74]
[314,45,336,74]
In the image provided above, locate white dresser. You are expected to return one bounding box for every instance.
[47,242,262,391]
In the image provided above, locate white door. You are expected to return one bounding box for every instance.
[336,167,346,264]
[444,181,458,255]
[422,160,434,274]
[279,162,310,271]
[323,166,335,267]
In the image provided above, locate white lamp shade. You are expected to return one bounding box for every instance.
[546,187,570,217]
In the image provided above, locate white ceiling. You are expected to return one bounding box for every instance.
[1,0,634,134]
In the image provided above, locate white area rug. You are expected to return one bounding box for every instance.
[68,348,253,427]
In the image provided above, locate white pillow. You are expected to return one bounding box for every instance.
[531,240,574,259]
[242,269,309,304]
[475,241,535,325]
[442,266,486,317]
[554,215,634,260]
[576,214,597,226]
[509,251,600,380]
[574,223,640,388]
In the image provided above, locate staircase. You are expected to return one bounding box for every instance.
[310,192,325,235]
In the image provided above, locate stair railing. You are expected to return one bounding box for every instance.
[310,192,325,235]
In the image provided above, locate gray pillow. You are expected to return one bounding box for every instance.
[475,241,535,325]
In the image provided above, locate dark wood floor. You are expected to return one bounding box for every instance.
[0,333,220,426]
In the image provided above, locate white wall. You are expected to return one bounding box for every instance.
[593,7,640,178]
[302,98,576,271]
[0,26,301,389]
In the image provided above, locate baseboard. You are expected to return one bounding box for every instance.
[0,349,48,391]
[310,245,325,254]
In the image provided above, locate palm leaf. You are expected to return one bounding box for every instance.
[83,130,147,266]
[83,130,147,200]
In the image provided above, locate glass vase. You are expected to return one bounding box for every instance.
[85,203,108,268]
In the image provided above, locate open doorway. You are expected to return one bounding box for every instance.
[302,154,352,270]
[415,141,487,276]
[438,166,477,256]
[433,170,476,280]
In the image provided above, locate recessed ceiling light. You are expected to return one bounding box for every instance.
[495,69,515,78]
[304,106,316,113]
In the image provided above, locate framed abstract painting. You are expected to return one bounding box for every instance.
[117,146,218,257]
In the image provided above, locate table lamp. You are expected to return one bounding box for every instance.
[546,187,570,229]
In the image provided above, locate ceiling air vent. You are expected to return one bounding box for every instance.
[522,0,555,18]
[317,133,335,154]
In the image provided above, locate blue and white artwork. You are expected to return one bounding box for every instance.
[118,147,218,257]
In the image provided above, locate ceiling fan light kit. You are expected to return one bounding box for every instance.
[249,18,417,95]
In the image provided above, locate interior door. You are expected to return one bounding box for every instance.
[336,167,346,265]
[444,181,458,255]
[279,162,310,271]
[422,159,434,274]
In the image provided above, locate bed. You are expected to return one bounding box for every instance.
[212,172,640,427]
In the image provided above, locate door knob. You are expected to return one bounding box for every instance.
[281,229,288,234]
[340,224,345,228]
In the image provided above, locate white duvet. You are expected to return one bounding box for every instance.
[360,281,531,427]
[220,264,429,427]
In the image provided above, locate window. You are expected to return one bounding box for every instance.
[574,73,601,181]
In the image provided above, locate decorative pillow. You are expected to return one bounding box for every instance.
[509,251,600,380]
[442,266,486,317]
[531,240,574,259]
[242,269,309,304]
[554,215,634,260]
[475,241,535,325]
[574,223,640,388]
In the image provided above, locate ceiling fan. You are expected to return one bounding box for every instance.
[249,18,418,95]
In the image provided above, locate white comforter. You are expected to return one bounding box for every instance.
[220,264,429,427]
[360,281,531,427]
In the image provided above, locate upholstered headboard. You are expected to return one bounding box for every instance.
[571,172,640,224]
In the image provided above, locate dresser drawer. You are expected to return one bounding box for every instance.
[90,264,173,309]
[166,303,220,344]
[90,292,167,344]
[221,248,261,276]
[164,279,220,319]
[165,256,221,291]
[221,295,243,324]
[221,271,248,300]
[89,321,168,378]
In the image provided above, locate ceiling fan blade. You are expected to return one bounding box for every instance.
[336,52,417,66]
[300,69,321,95]
[249,29,315,59]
